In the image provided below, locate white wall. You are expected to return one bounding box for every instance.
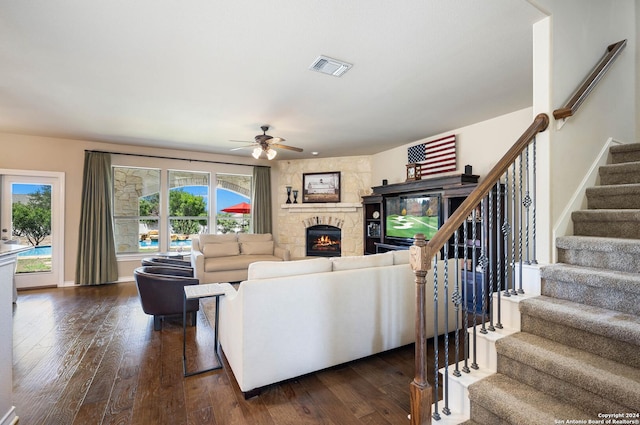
[2,2,636,280]
[637,3,640,139]
[0,133,263,284]
[371,107,534,186]
[537,0,636,225]
[532,0,636,263]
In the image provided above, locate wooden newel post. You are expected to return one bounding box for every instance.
[409,233,432,425]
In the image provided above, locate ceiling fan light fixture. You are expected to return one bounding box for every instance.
[233,125,301,159]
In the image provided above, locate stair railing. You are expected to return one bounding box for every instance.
[409,112,549,424]
[553,39,626,121]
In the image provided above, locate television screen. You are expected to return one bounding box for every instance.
[385,193,441,241]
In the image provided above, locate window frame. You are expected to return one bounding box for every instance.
[112,165,161,256]
[110,157,254,258]
[167,169,211,253]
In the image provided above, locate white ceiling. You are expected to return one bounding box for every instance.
[0,1,545,160]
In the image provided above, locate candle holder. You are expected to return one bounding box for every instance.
[286,186,292,204]
[292,190,299,203]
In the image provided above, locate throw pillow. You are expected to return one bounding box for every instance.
[199,234,237,245]
[240,240,274,255]
[202,242,240,257]
[237,233,273,242]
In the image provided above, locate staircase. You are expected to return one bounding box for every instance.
[464,143,640,423]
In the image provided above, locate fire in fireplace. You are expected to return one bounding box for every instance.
[306,225,341,257]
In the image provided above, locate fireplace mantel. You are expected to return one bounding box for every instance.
[281,203,362,213]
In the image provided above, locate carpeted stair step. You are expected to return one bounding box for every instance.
[496,332,640,416]
[519,296,640,369]
[467,373,590,425]
[586,183,640,209]
[610,143,640,164]
[557,235,640,272]
[541,263,640,315]
[599,160,640,185]
[572,209,640,238]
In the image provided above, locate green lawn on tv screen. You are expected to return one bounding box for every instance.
[386,214,439,240]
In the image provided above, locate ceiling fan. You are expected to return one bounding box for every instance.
[230,125,303,160]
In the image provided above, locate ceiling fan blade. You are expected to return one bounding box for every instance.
[230,145,256,151]
[269,137,285,143]
[272,143,303,152]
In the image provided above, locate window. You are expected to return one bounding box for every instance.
[168,170,209,252]
[112,163,253,255]
[215,174,252,234]
[113,167,161,255]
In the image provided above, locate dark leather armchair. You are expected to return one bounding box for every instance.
[141,256,193,273]
[134,266,200,331]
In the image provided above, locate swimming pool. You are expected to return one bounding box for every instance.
[139,239,192,248]
[18,245,52,257]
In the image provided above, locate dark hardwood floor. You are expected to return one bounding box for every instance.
[12,281,457,425]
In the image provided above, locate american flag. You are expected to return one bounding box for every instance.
[407,134,456,176]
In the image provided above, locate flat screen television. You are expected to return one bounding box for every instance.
[385,192,441,244]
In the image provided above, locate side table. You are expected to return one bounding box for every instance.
[159,251,185,260]
[183,283,226,377]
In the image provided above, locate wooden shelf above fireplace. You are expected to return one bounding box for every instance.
[281,203,362,213]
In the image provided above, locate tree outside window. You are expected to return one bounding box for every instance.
[12,186,51,247]
[168,170,209,252]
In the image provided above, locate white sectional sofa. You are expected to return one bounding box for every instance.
[216,250,458,396]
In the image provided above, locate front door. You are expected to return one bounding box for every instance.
[1,172,64,289]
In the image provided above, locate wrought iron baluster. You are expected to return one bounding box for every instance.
[432,259,441,421]
[471,207,479,370]
[479,198,488,335]
[462,218,470,374]
[518,153,524,294]
[487,188,495,332]
[496,177,504,329]
[453,228,462,377]
[442,243,451,416]
[503,168,511,298]
[511,162,518,296]
[532,137,538,264]
[524,144,531,265]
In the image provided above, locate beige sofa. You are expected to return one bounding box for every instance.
[190,233,290,283]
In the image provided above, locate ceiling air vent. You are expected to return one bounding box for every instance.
[309,55,352,77]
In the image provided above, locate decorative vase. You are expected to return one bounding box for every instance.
[286,186,292,204]
[292,190,298,203]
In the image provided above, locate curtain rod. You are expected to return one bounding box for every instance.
[85,149,270,168]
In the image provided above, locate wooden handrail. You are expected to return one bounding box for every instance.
[408,113,549,424]
[423,113,549,263]
[553,39,627,120]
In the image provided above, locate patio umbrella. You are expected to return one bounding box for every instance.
[221,201,251,214]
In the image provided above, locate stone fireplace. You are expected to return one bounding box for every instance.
[278,206,363,258]
[306,225,341,257]
[275,155,372,258]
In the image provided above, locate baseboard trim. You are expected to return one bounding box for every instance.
[552,137,624,263]
[0,406,18,425]
[61,276,134,287]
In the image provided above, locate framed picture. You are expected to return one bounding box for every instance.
[302,172,341,203]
